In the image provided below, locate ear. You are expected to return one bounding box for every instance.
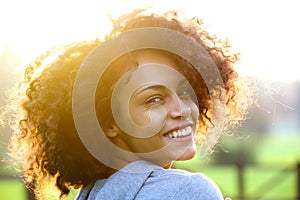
[106,125,120,138]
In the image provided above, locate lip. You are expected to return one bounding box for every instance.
[163,124,194,142]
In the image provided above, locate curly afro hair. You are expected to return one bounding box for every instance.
[3,9,252,199]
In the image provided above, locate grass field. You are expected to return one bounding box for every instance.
[0,180,26,200]
[0,134,299,200]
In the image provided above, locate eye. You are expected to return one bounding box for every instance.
[145,96,163,104]
[177,88,192,98]
[178,90,189,96]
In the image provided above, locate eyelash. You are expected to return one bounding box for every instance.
[144,89,191,105]
[145,96,164,104]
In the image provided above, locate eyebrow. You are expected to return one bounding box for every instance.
[135,78,189,94]
[135,84,166,95]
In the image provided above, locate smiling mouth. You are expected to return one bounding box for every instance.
[164,126,193,138]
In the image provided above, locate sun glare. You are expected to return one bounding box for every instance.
[0,0,299,82]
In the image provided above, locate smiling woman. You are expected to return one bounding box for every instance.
[2,8,252,200]
[97,50,200,163]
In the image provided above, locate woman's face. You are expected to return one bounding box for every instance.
[110,50,199,164]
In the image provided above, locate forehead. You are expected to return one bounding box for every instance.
[96,49,197,96]
[110,51,192,104]
[117,63,186,90]
[113,50,190,90]
[134,49,178,69]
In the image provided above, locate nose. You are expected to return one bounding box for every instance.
[168,94,192,119]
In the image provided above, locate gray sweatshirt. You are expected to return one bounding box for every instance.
[76,160,224,200]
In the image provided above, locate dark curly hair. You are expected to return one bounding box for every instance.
[3,9,251,199]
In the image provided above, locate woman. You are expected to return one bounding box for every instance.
[4,9,250,199]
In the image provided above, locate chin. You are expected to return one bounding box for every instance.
[173,143,197,161]
[150,142,197,167]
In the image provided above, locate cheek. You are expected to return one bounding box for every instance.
[130,107,151,126]
[131,106,167,127]
[128,104,167,138]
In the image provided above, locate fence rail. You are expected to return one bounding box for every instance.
[231,162,300,200]
[298,163,300,200]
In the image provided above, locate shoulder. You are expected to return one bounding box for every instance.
[76,161,224,200]
[75,179,107,200]
[136,168,224,200]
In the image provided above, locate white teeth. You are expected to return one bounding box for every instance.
[166,126,192,138]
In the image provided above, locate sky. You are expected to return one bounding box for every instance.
[0,0,299,82]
